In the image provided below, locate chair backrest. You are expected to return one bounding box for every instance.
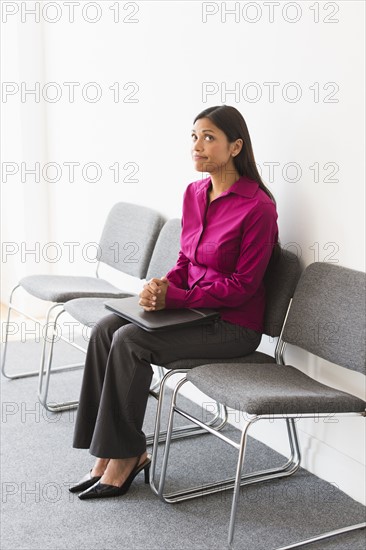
[146,228,302,334]
[263,248,302,337]
[282,262,366,374]
[145,218,182,280]
[98,202,165,279]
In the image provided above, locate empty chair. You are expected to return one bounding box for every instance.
[63,218,183,330]
[153,262,366,548]
[2,202,165,411]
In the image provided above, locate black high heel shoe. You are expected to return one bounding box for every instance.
[69,470,102,493]
[78,454,151,500]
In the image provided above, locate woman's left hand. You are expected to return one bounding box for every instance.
[138,276,169,311]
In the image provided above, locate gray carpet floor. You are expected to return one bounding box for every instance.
[1,338,365,550]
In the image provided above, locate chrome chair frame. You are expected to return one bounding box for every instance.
[2,291,166,413]
[147,368,229,449]
[36,303,87,412]
[160,383,365,549]
[2,258,111,378]
[149,318,293,491]
[276,522,366,550]
[1,286,85,383]
[4,287,228,434]
[2,263,115,412]
[35,300,164,413]
[2,203,165,411]
[150,305,366,548]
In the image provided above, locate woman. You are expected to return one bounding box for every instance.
[70,105,279,499]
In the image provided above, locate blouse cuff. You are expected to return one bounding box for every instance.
[165,284,187,309]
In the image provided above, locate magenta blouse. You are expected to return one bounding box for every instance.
[164,175,279,332]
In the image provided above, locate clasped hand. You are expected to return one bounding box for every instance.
[138,276,169,311]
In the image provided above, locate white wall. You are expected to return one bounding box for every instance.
[1,1,365,504]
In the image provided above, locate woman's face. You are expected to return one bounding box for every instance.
[191,117,241,176]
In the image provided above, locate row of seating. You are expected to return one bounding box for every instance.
[2,201,365,548]
[1,201,300,414]
[2,203,178,410]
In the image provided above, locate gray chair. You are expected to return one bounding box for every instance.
[149,247,301,465]
[55,218,183,412]
[154,262,366,548]
[63,218,183,329]
[2,202,165,411]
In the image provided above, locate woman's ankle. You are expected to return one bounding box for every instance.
[91,457,110,477]
[139,451,148,464]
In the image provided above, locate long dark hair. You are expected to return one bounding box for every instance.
[193,105,281,265]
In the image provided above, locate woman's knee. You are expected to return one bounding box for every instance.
[111,323,145,348]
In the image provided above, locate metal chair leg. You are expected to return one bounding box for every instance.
[149,370,229,492]
[146,368,228,447]
[150,365,165,392]
[153,378,301,506]
[37,328,169,413]
[275,522,366,550]
[1,284,37,379]
[228,418,302,547]
[37,305,86,412]
[2,287,88,411]
[2,287,86,380]
[228,417,252,548]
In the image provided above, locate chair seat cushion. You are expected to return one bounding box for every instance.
[162,351,276,370]
[64,295,136,325]
[19,275,128,302]
[187,363,366,415]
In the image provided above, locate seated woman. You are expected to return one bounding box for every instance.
[70,104,279,499]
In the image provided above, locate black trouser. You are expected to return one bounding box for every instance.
[72,314,262,459]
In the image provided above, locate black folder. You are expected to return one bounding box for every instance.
[104,295,220,332]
